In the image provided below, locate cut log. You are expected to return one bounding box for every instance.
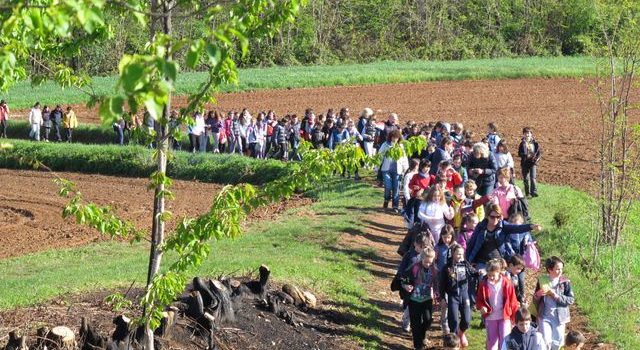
[79,317,107,350]
[46,326,76,350]
[282,284,305,306]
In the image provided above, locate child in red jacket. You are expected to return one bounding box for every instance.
[476,259,519,350]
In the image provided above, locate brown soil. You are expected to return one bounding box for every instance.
[13,77,626,191]
[339,207,614,349]
[0,168,310,260]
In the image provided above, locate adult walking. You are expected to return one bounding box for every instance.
[28,102,43,141]
[0,100,9,138]
[467,142,498,196]
[63,106,78,142]
[518,127,542,198]
[51,105,63,141]
[379,129,409,213]
[466,203,542,271]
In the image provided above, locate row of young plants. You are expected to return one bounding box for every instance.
[0,139,289,185]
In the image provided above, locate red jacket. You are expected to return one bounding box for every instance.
[476,276,519,322]
[408,173,434,199]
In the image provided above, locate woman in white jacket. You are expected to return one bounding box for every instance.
[28,102,43,141]
[378,129,409,213]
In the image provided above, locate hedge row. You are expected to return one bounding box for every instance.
[0,139,289,185]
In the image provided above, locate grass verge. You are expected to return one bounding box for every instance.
[527,183,639,349]
[1,56,598,109]
[0,179,384,348]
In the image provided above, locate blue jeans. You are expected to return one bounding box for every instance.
[382,171,401,209]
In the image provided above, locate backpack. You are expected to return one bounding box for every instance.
[523,240,540,271]
[508,196,530,222]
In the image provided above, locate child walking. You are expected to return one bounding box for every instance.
[533,256,575,350]
[402,247,439,350]
[395,233,431,332]
[436,225,456,335]
[476,259,519,350]
[440,244,477,348]
[500,307,548,350]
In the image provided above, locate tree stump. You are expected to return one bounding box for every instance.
[46,326,76,350]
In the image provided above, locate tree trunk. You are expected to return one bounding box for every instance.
[145,1,174,349]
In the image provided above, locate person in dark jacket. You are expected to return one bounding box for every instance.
[289,114,302,161]
[467,142,498,196]
[517,127,542,198]
[429,136,454,175]
[42,106,51,142]
[440,244,478,348]
[466,204,542,270]
[272,117,289,160]
[501,307,548,350]
[51,105,63,141]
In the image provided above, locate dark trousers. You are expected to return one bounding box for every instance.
[43,127,51,141]
[521,164,538,196]
[447,292,472,333]
[409,299,433,350]
[0,120,6,138]
[66,128,73,142]
[405,197,420,227]
[53,123,62,141]
[114,125,124,145]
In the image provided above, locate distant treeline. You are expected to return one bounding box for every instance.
[60,0,599,75]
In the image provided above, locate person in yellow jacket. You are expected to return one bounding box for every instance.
[63,106,78,142]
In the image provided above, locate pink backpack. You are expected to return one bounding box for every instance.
[523,241,540,271]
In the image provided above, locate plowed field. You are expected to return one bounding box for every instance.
[14,77,620,190]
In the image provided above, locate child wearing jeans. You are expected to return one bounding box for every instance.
[533,256,575,350]
[440,244,477,348]
[402,247,439,350]
[435,225,456,335]
[476,259,519,350]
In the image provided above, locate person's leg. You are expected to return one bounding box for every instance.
[401,304,411,332]
[382,171,391,208]
[0,120,5,137]
[409,300,425,350]
[199,134,207,152]
[521,164,531,196]
[498,319,511,348]
[440,296,449,334]
[540,319,554,349]
[554,322,566,350]
[44,127,50,141]
[447,295,460,334]
[54,124,61,141]
[391,173,401,209]
[34,124,40,141]
[458,296,471,347]
[422,300,433,345]
[484,319,500,350]
[530,165,538,196]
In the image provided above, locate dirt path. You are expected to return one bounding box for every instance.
[339,207,613,350]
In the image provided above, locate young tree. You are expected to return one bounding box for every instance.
[592,0,640,247]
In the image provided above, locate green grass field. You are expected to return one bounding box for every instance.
[0,56,598,109]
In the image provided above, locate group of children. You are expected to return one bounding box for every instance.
[24,102,79,142]
[387,119,582,350]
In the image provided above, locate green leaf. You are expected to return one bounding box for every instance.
[122,62,145,92]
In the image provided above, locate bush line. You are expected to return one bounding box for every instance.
[0,139,289,185]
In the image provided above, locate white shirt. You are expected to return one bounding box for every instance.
[418,201,453,243]
[29,108,43,125]
[495,152,514,169]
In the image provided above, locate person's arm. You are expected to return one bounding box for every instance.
[502,221,542,235]
[442,204,454,220]
[553,281,575,306]
[417,202,429,222]
[518,141,526,159]
[484,153,498,175]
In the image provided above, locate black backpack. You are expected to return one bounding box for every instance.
[508,196,531,223]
